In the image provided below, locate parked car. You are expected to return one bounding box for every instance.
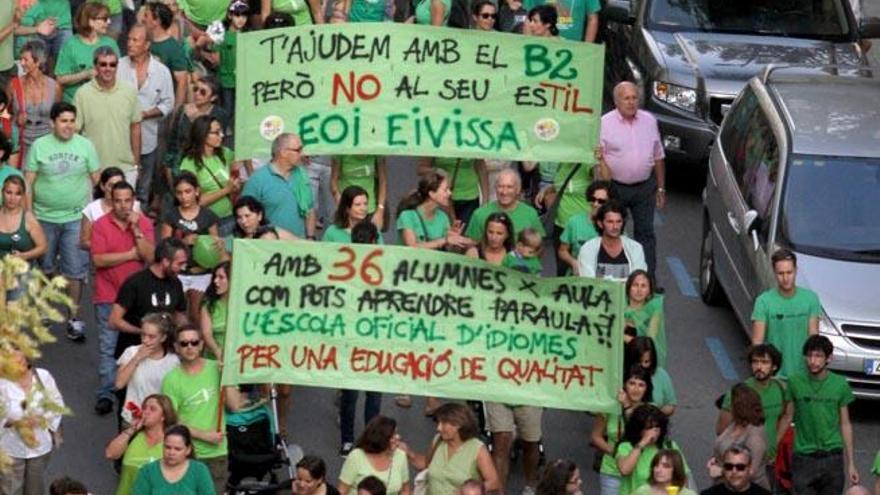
[700,66,880,397]
[601,0,880,166]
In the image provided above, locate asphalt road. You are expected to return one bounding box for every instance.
[34,155,880,494]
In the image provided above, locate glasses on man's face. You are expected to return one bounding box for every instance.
[723,463,748,472]
[479,12,497,19]
[588,197,607,205]
[177,339,201,348]
[97,61,118,68]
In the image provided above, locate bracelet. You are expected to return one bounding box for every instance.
[377,204,385,209]
[657,188,666,193]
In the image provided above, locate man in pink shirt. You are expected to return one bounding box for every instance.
[90,181,155,416]
[597,81,666,280]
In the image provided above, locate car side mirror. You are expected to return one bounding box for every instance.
[604,0,635,24]
[859,17,880,39]
[743,210,759,232]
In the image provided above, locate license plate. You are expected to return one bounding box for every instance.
[865,359,880,375]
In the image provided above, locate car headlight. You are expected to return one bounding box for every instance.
[653,81,697,112]
[818,311,841,336]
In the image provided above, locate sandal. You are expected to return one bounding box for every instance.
[394,395,413,408]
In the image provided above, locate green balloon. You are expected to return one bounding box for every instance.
[193,235,221,269]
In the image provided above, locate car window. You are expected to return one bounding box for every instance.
[720,88,759,185]
[739,110,779,241]
[646,0,852,40]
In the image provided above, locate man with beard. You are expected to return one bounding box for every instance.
[577,200,646,280]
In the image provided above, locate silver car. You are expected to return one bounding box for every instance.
[700,67,880,397]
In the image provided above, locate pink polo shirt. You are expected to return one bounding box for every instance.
[599,109,665,184]
[90,214,155,304]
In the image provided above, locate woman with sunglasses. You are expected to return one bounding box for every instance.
[165,76,231,179]
[179,115,243,236]
[557,180,613,275]
[471,0,498,31]
[55,2,120,102]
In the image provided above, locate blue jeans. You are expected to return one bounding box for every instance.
[599,473,621,495]
[340,389,382,444]
[96,303,117,401]
[39,219,87,279]
[137,149,159,205]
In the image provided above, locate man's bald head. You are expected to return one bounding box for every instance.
[844,486,871,495]
[613,81,640,118]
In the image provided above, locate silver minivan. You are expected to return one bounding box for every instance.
[700,67,880,398]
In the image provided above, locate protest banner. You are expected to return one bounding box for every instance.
[234,24,604,163]
[222,239,624,413]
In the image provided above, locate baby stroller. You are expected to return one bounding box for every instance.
[226,384,295,495]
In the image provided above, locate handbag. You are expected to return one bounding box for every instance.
[542,163,583,235]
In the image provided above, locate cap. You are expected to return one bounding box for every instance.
[228,0,250,14]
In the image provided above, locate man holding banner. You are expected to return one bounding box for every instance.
[466,169,545,243]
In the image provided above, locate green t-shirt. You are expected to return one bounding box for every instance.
[272,0,315,26]
[161,360,228,459]
[651,367,677,408]
[74,80,143,172]
[788,371,854,455]
[751,287,822,378]
[133,459,215,495]
[414,0,451,24]
[599,413,623,476]
[216,31,237,89]
[177,0,229,26]
[151,37,190,73]
[466,201,545,241]
[0,2,14,71]
[322,224,385,244]
[0,165,24,207]
[397,207,450,244]
[25,134,100,223]
[624,296,666,368]
[554,162,592,228]
[205,299,227,361]
[502,252,542,275]
[180,149,234,219]
[616,440,689,495]
[116,432,163,495]
[538,161,559,184]
[872,451,880,476]
[22,0,73,31]
[350,0,387,22]
[338,155,378,212]
[55,35,120,102]
[98,0,122,15]
[721,377,790,459]
[434,157,479,201]
[522,0,601,41]
[339,448,410,495]
[426,437,482,495]
[560,212,597,269]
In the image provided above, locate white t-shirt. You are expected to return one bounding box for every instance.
[0,369,64,459]
[116,346,180,414]
[82,198,142,223]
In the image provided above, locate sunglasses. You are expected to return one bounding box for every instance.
[479,13,497,19]
[723,463,748,472]
[588,197,608,205]
[177,339,201,348]
[93,16,110,21]
[97,61,118,68]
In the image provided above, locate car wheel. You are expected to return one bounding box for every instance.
[700,212,726,306]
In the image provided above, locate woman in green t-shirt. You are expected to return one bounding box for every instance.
[323,185,378,244]
[395,170,470,252]
[331,156,387,231]
[417,157,488,229]
[201,261,230,361]
[105,394,177,495]
[616,405,689,495]
[55,2,120,102]
[180,115,243,236]
[558,180,611,276]
[625,270,667,368]
[631,450,696,495]
[132,424,215,494]
[261,0,324,26]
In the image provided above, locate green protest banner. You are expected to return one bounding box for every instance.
[234,24,604,163]
[222,239,624,413]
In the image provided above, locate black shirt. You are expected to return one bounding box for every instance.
[114,268,185,357]
[701,483,771,495]
[597,244,629,279]
[161,206,219,273]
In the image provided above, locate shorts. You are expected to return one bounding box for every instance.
[39,219,88,280]
[179,273,212,293]
[485,403,543,442]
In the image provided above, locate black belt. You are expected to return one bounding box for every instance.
[613,178,652,188]
[797,449,842,458]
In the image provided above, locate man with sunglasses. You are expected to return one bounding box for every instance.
[73,45,143,187]
[162,325,228,495]
[701,444,770,495]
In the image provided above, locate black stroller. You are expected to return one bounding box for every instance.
[226,385,295,495]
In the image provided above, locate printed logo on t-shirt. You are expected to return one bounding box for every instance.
[150,292,172,308]
[182,387,214,409]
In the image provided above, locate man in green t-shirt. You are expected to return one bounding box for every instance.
[751,249,822,378]
[162,326,228,495]
[716,344,790,481]
[466,168,544,242]
[872,451,880,495]
[24,101,101,341]
[785,335,858,495]
[145,3,190,109]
